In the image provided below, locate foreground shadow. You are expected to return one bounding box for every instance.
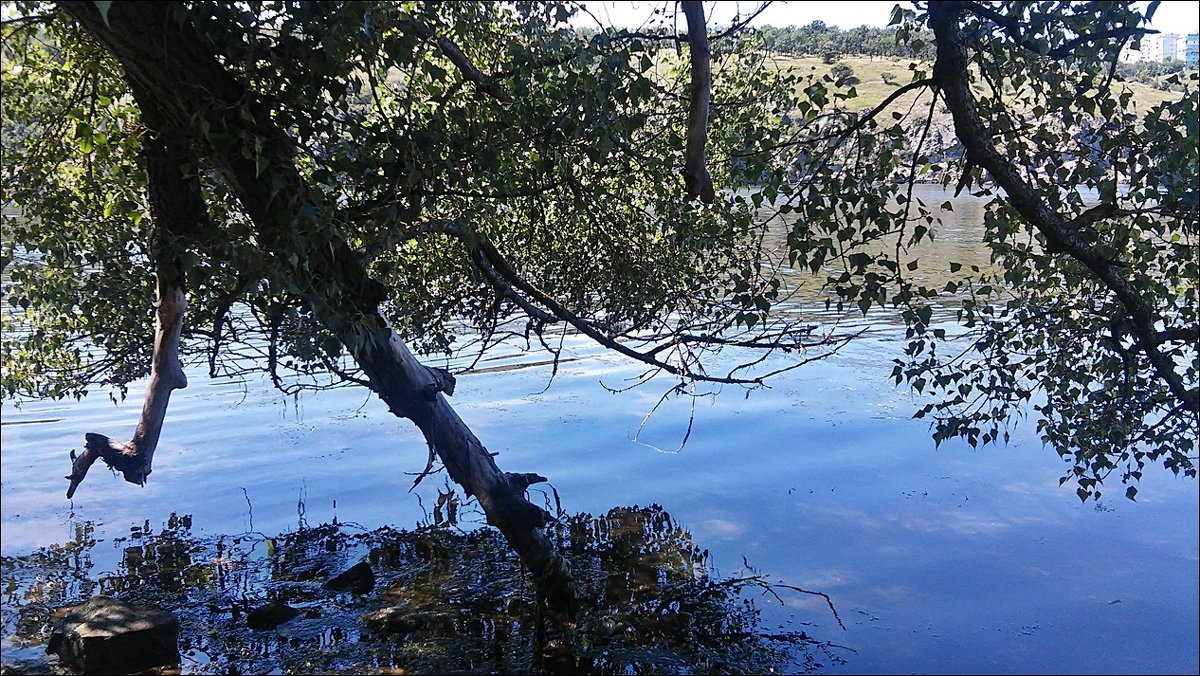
[1,502,850,674]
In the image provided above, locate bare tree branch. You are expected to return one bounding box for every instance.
[376,218,842,387]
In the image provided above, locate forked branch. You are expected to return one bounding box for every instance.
[66,120,205,497]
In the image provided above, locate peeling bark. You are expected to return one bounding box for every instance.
[60,1,577,614]
[681,1,715,203]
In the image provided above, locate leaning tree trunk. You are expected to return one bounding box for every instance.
[60,1,577,613]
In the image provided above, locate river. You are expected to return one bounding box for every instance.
[2,185,1197,673]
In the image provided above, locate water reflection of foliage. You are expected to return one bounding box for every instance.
[557,504,842,674]
[1,504,848,674]
[2,520,98,656]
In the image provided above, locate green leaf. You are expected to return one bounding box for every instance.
[74,121,94,153]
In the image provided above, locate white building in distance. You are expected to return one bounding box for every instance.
[1121,32,1198,64]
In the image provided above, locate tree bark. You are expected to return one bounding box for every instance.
[682,1,715,203]
[59,1,577,614]
[66,278,187,498]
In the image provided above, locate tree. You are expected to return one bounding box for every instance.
[773,1,1197,500]
[1,0,827,614]
[751,22,933,59]
[829,61,858,86]
[2,0,1195,619]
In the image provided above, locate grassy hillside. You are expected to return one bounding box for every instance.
[763,54,919,111]
[763,54,1192,114]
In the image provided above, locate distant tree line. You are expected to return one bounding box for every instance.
[572,21,932,62]
[752,21,934,60]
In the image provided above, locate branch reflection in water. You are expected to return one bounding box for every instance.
[1,501,851,674]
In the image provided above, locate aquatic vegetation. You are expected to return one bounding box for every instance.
[1,504,847,674]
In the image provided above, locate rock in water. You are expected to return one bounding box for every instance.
[361,607,432,635]
[246,601,301,630]
[46,596,179,674]
[324,561,375,595]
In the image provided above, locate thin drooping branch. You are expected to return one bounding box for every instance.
[681,1,715,203]
[391,219,837,386]
[928,3,1198,415]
